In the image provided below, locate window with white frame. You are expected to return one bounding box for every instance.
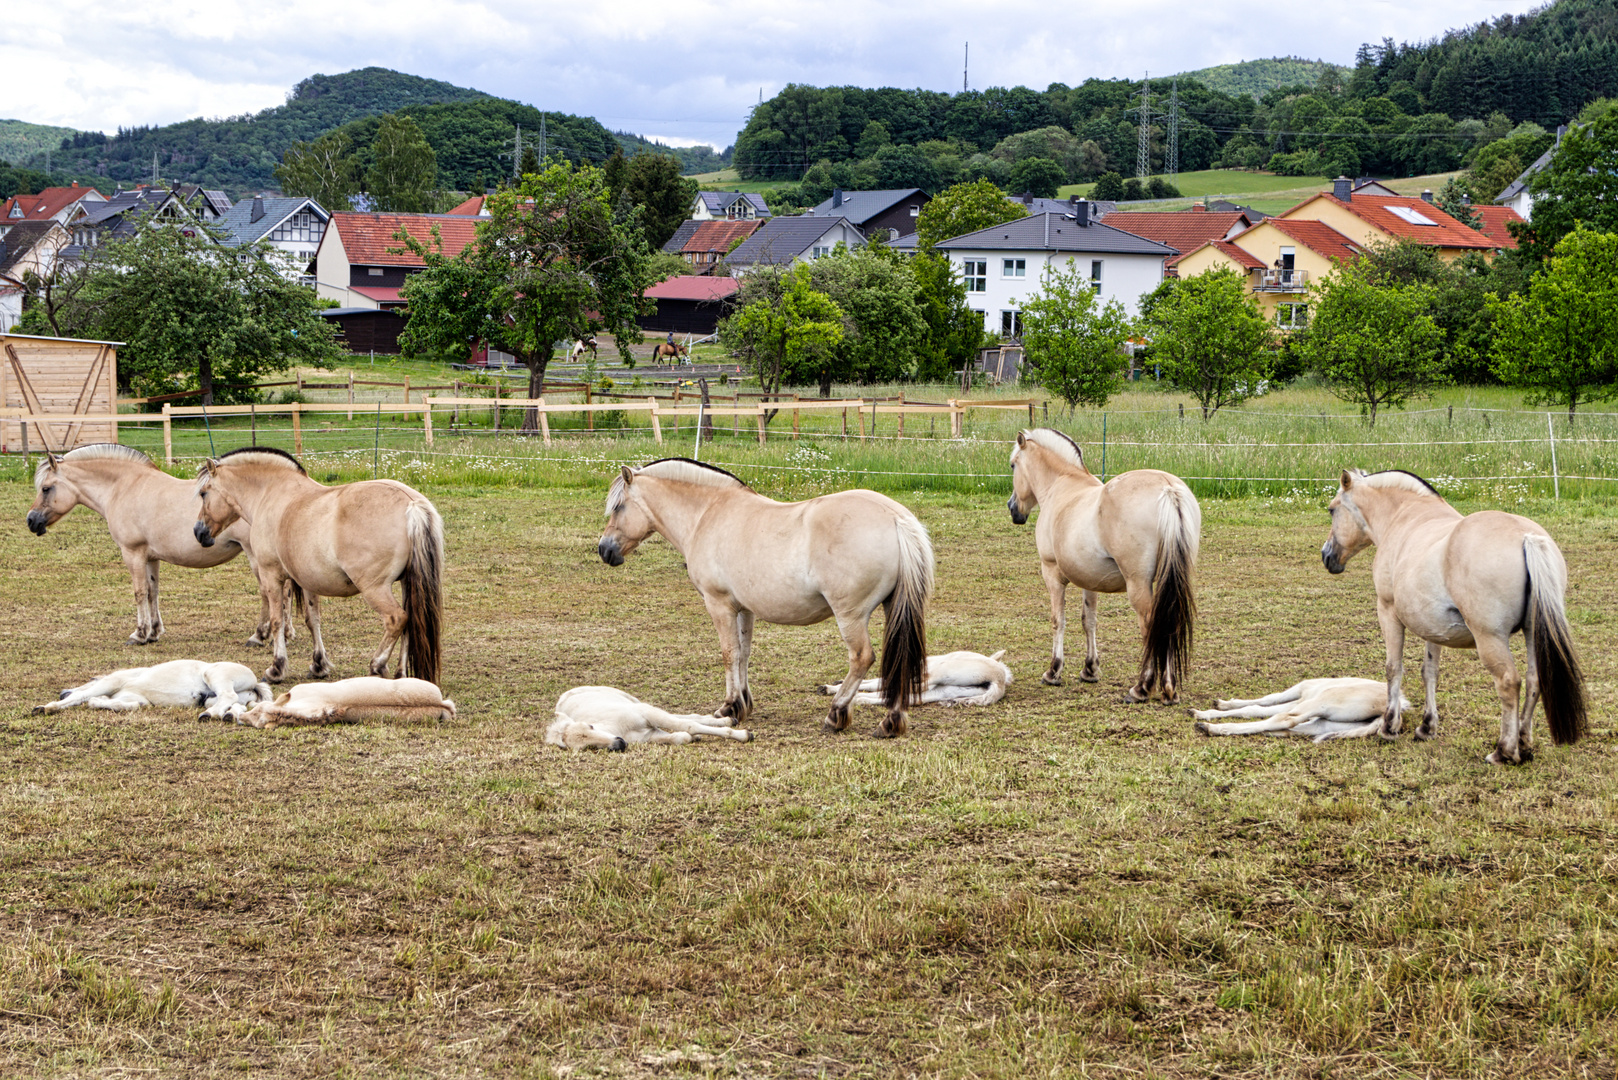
[1276,302,1309,329]
[963,259,987,292]
[1002,258,1026,278]
[811,245,832,259]
[1090,260,1103,292]
[1000,310,1023,338]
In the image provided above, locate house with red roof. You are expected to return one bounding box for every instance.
[1277,179,1513,260]
[1099,206,1255,276]
[1,183,107,226]
[637,275,740,336]
[313,211,480,310]
[661,219,763,271]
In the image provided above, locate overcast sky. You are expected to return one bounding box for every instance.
[6,0,1544,150]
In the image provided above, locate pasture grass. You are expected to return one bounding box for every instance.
[1,465,1616,1077]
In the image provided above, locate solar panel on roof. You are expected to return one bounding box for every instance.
[1385,205,1438,226]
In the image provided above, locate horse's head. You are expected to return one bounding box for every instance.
[27,453,75,536]
[192,459,242,548]
[1007,432,1049,525]
[599,466,652,566]
[1322,470,1374,574]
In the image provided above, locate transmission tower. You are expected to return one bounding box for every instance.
[501,125,523,179]
[1134,74,1152,180]
[1166,77,1180,179]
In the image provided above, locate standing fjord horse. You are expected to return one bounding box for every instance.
[598,458,932,738]
[193,448,445,684]
[1322,469,1586,765]
[1008,429,1200,704]
[27,444,280,645]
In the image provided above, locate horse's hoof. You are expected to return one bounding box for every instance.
[264,668,285,684]
[738,729,754,742]
[811,684,832,695]
[1194,721,1211,736]
[1079,673,1099,684]
[1376,728,1399,742]
[824,705,851,733]
[1413,726,1436,742]
[31,705,47,715]
[1123,688,1150,704]
[197,712,212,723]
[1041,672,1063,686]
[609,737,627,753]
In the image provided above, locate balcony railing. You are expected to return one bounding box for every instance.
[1258,268,1309,291]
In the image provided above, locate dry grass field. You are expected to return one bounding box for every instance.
[2,464,1616,1078]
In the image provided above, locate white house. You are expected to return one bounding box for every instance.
[692,191,772,220]
[216,196,331,282]
[724,215,866,275]
[934,208,1174,337]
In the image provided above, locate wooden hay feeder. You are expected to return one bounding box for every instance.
[1,333,121,453]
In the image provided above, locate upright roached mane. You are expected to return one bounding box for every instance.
[606,458,748,516]
[1343,468,1442,498]
[35,443,157,487]
[1018,428,1084,468]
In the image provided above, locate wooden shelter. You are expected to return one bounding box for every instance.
[1,333,121,453]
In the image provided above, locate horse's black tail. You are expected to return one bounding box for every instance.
[1142,484,1199,701]
[399,500,445,685]
[880,514,933,715]
[1524,534,1586,746]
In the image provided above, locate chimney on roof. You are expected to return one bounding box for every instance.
[1190,203,1206,213]
[831,188,843,208]
[1333,176,1353,201]
[1019,192,1033,205]
[1461,194,1472,206]
[1073,198,1090,226]
[250,196,265,223]
[1420,189,1434,203]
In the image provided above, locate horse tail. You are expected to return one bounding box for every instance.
[880,512,934,712]
[1143,482,1200,697]
[400,499,445,685]
[1523,534,1586,746]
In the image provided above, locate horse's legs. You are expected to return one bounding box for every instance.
[1520,622,1542,754]
[1376,600,1408,739]
[1123,576,1156,703]
[1415,641,1442,741]
[823,611,877,734]
[198,667,246,721]
[264,571,292,683]
[1040,562,1067,685]
[121,549,154,644]
[146,561,163,642]
[735,611,756,718]
[1079,589,1100,683]
[702,597,748,721]
[37,674,127,712]
[355,585,404,678]
[86,691,152,711]
[1478,634,1527,765]
[244,547,274,646]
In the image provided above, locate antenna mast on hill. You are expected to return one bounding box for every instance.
[152,150,160,187]
[1134,74,1152,180]
[1166,77,1180,180]
[964,43,969,93]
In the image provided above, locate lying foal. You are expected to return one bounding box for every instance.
[1191,677,1411,741]
[817,650,1013,707]
[35,660,272,721]
[239,676,456,729]
[547,686,754,751]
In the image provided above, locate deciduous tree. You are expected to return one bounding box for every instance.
[275,131,360,211]
[366,114,438,213]
[719,264,844,401]
[1144,268,1275,419]
[915,178,1028,251]
[1019,262,1135,412]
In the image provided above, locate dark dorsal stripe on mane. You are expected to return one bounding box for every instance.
[1022,428,1085,467]
[37,443,156,485]
[1352,468,1442,498]
[606,457,750,516]
[217,446,306,474]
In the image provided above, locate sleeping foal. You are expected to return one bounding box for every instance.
[1191,677,1411,741]
[546,687,754,751]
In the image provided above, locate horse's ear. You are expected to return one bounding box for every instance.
[620,465,635,487]
[45,452,62,469]
[1015,431,1027,448]
[1339,469,1354,490]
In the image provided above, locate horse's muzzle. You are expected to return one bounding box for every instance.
[597,536,624,566]
[1321,541,1346,575]
[194,520,216,548]
[1007,494,1028,526]
[26,511,48,536]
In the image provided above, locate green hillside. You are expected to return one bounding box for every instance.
[0,119,81,166]
[1173,57,1348,98]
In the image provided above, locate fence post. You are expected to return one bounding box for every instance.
[586,384,593,432]
[1101,412,1108,481]
[538,397,551,447]
[897,392,905,438]
[452,382,461,427]
[756,407,766,446]
[732,394,739,436]
[162,403,173,465]
[403,376,411,406]
[1548,412,1560,500]
[348,371,355,420]
[649,397,662,444]
[858,401,867,439]
[949,399,962,439]
[672,385,680,436]
[1028,401,1035,425]
[296,370,304,394]
[494,381,501,432]
[793,394,800,440]
[292,403,302,456]
[250,402,257,446]
[424,398,434,448]
[842,407,848,440]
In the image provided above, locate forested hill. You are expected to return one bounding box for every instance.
[1347,0,1618,127]
[1174,58,1348,98]
[31,69,493,196]
[0,119,80,167]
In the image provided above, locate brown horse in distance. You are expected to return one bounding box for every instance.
[193,448,444,684]
[650,342,688,362]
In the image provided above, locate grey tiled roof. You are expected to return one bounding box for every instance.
[0,221,58,275]
[663,219,701,253]
[727,216,863,266]
[934,212,1176,256]
[697,191,771,217]
[808,188,926,226]
[1495,144,1557,204]
[216,197,328,248]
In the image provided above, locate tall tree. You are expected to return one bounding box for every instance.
[398,161,650,426]
[915,178,1029,251]
[30,222,339,404]
[1489,225,1618,422]
[367,114,438,213]
[1515,111,1618,263]
[1144,268,1276,419]
[719,265,845,401]
[622,153,698,250]
[1019,262,1135,412]
[1300,259,1447,424]
[909,251,988,383]
[274,131,360,210]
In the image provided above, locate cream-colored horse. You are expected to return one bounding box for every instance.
[193,448,445,685]
[1322,468,1586,765]
[598,458,932,738]
[1008,429,1200,703]
[239,676,456,729]
[27,444,279,645]
[547,686,754,750]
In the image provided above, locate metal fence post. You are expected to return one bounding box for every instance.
[1548,412,1560,500]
